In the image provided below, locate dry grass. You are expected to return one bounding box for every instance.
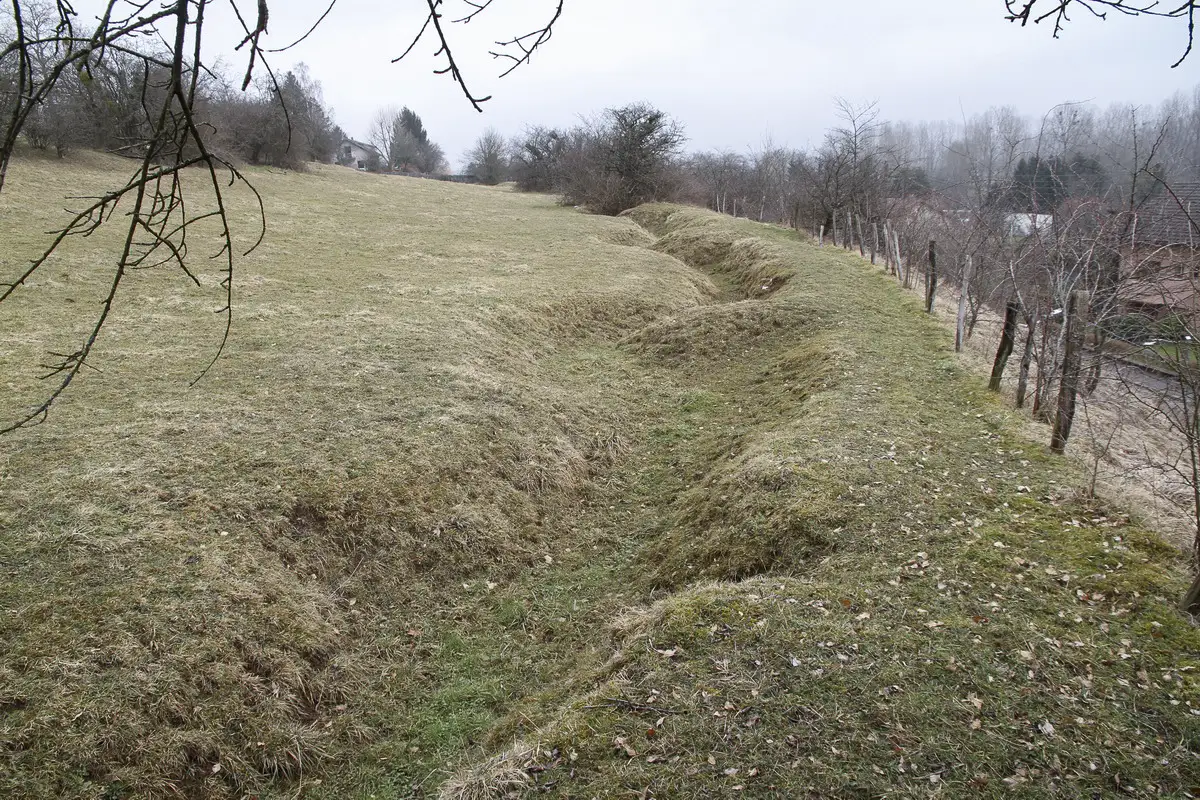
[0,154,705,798]
[3,164,1198,799]
[892,263,1199,548]
[441,207,1200,799]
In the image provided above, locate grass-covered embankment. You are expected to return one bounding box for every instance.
[0,154,712,798]
[1,154,1197,799]
[441,206,1200,798]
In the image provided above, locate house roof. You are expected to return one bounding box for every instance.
[1132,183,1200,247]
[343,139,382,155]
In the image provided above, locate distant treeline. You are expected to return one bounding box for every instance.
[0,4,344,169]
[497,91,1200,226]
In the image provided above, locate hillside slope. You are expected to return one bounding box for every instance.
[0,158,1197,799]
[437,206,1200,799]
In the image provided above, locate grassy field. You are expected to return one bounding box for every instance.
[1,153,1198,799]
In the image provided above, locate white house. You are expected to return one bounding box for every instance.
[1004,213,1054,238]
[340,139,383,170]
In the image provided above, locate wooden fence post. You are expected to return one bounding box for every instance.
[925,240,938,313]
[1050,291,1091,455]
[1015,316,1036,408]
[955,255,973,352]
[989,300,1020,391]
[856,215,866,257]
[882,221,893,273]
[893,231,905,285]
[818,226,825,247]
[870,223,878,266]
[1031,317,1052,420]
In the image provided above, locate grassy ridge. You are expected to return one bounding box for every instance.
[0,155,708,798]
[1,157,1197,799]
[442,206,1200,798]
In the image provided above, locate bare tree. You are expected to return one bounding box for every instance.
[464,127,508,184]
[510,124,566,192]
[688,150,749,216]
[369,104,404,170]
[553,102,686,215]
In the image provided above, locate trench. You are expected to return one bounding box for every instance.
[295,212,839,798]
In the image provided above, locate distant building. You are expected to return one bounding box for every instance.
[1004,213,1054,238]
[340,139,384,171]
[1117,184,1200,322]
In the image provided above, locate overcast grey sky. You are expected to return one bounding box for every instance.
[202,0,1199,168]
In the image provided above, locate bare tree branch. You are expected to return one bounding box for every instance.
[1005,0,1200,67]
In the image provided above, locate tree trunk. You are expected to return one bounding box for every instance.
[1083,331,1105,396]
[893,231,905,285]
[956,255,973,352]
[1016,318,1037,409]
[1032,314,1053,421]
[882,221,893,273]
[1051,291,1091,454]
[926,240,938,313]
[1182,572,1200,614]
[990,301,1020,391]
